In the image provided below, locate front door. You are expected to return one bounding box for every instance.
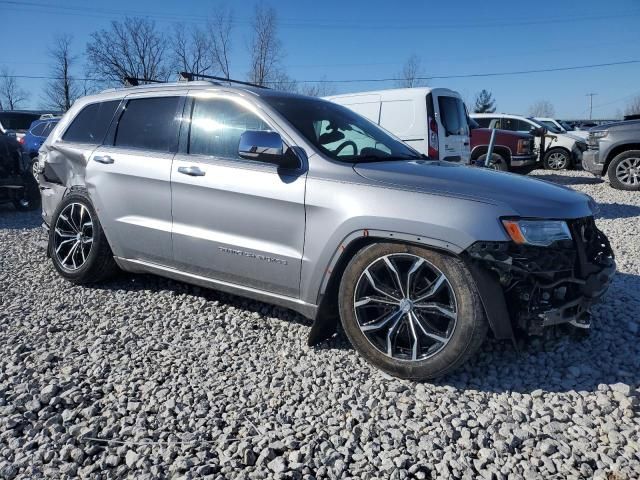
[86,94,184,263]
[171,93,306,297]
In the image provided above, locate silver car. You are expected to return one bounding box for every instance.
[38,81,615,380]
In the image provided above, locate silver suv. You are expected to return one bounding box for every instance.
[38,81,615,380]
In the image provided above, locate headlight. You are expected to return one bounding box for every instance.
[502,219,572,246]
[591,130,608,140]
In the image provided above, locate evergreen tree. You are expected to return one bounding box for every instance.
[473,89,496,113]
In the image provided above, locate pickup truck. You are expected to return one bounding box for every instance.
[468,118,537,172]
[583,119,640,191]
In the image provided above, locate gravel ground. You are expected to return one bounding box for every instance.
[1,169,639,480]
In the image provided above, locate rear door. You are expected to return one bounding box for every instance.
[86,93,184,264]
[433,92,471,163]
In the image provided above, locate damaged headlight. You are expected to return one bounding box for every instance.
[502,219,572,247]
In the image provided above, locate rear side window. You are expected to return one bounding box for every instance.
[63,101,119,144]
[473,117,492,128]
[114,97,181,152]
[438,96,468,136]
[189,97,271,159]
[30,123,47,136]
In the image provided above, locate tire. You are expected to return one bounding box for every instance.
[477,153,509,172]
[543,148,571,170]
[11,175,41,211]
[48,191,118,284]
[338,243,488,380]
[607,150,640,191]
[31,158,40,180]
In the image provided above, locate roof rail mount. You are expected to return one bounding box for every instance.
[123,77,166,87]
[178,72,268,89]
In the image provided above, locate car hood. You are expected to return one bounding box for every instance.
[353,160,594,219]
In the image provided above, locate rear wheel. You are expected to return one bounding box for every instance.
[49,192,118,284]
[543,148,571,170]
[608,150,640,191]
[477,153,509,171]
[338,243,487,380]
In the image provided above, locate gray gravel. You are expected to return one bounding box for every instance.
[1,169,639,479]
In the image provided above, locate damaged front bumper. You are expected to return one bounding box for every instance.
[466,216,615,336]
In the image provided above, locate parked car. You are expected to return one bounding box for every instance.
[0,132,41,211]
[534,117,589,139]
[39,82,615,380]
[0,111,41,141]
[468,117,536,172]
[471,113,588,170]
[23,118,59,158]
[325,88,471,164]
[583,119,640,190]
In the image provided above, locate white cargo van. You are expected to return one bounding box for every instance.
[325,87,471,163]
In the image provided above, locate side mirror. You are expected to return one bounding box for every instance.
[238,130,300,169]
[530,126,547,137]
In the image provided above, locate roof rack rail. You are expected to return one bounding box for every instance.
[123,76,165,87]
[178,72,269,89]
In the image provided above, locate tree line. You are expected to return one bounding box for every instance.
[1,5,639,119]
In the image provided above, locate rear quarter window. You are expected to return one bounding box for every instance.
[62,101,120,144]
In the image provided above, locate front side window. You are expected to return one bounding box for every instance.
[114,97,181,152]
[189,97,272,159]
[438,96,469,136]
[63,101,119,144]
[264,96,420,162]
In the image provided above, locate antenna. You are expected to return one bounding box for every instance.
[178,72,269,89]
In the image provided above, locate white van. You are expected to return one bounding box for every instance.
[325,88,471,164]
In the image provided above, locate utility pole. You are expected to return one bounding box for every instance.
[586,93,597,120]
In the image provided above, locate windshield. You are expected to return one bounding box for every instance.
[528,118,560,133]
[263,96,421,162]
[0,113,40,131]
[535,119,562,133]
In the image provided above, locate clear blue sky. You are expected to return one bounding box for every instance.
[2,0,639,118]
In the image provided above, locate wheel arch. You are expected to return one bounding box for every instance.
[308,230,513,346]
[470,145,512,163]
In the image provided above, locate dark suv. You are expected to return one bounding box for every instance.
[583,120,640,190]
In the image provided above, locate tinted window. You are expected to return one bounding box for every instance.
[31,123,47,136]
[473,117,493,128]
[263,96,420,163]
[114,97,181,152]
[63,101,119,144]
[0,112,40,131]
[438,96,468,136]
[189,97,271,159]
[500,118,532,133]
[43,122,58,136]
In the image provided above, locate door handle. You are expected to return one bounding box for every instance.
[178,166,206,177]
[94,155,114,164]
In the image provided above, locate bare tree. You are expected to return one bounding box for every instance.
[43,34,80,112]
[299,78,335,97]
[86,17,169,86]
[0,67,28,110]
[209,7,234,79]
[528,100,556,117]
[171,23,214,77]
[624,96,640,116]
[247,4,284,86]
[396,54,426,88]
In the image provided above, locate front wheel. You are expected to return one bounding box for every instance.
[49,191,118,284]
[338,243,487,380]
[477,153,509,171]
[608,150,640,191]
[543,148,571,170]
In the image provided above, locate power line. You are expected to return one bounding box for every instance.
[4,60,640,85]
[2,1,639,30]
